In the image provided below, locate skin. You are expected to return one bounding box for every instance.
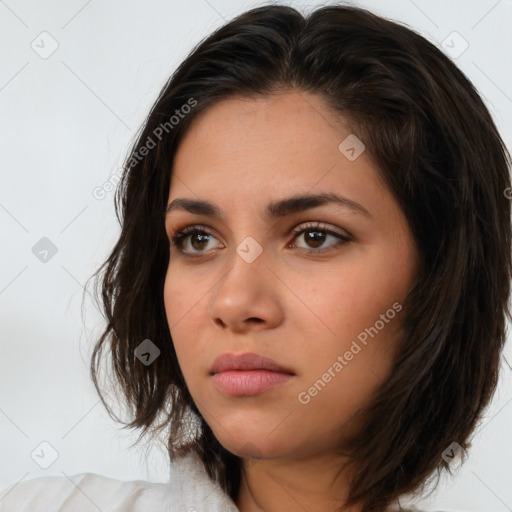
[163,90,420,512]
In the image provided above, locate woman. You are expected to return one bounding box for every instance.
[1,3,510,512]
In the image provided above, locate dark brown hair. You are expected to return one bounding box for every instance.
[87,4,512,511]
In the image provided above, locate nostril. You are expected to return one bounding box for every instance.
[214,318,227,328]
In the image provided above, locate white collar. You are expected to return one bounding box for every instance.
[167,450,239,511]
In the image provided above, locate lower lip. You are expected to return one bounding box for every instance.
[212,370,293,397]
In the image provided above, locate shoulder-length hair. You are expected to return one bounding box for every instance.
[88,4,512,511]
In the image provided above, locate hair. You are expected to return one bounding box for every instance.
[87,3,512,511]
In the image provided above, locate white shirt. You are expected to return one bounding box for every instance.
[0,450,443,512]
[0,450,239,511]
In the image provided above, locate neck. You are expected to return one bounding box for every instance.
[234,454,364,512]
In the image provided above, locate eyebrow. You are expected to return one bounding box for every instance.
[165,192,371,220]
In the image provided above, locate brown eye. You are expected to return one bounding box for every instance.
[290,222,351,253]
[170,226,221,254]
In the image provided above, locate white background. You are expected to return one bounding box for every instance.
[1,1,511,511]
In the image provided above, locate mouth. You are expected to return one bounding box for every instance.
[210,352,295,397]
[210,352,295,375]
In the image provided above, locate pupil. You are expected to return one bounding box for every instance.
[192,233,209,250]
[307,230,325,248]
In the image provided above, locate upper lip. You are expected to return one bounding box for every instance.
[210,352,295,375]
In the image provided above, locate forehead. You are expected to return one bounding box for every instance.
[175,91,344,156]
[168,91,395,227]
[170,91,381,199]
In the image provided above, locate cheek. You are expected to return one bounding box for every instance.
[163,266,202,373]
[289,254,407,384]
[164,262,208,328]
[293,259,399,342]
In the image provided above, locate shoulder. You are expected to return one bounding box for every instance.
[0,472,176,512]
[392,508,463,512]
[390,505,460,512]
[0,452,239,512]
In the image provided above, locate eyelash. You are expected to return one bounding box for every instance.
[169,221,351,256]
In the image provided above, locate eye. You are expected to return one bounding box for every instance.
[288,221,351,253]
[169,222,351,256]
[170,225,221,254]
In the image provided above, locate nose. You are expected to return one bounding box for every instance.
[208,247,284,333]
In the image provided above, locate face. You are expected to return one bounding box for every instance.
[163,90,419,462]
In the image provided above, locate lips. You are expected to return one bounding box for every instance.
[210,352,295,397]
[210,352,295,375]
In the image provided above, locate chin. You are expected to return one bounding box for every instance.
[214,426,288,460]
